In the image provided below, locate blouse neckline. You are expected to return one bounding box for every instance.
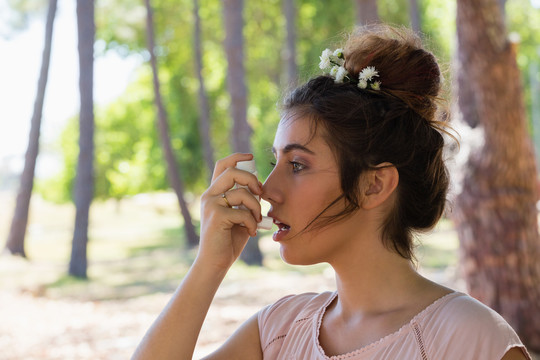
[314,291,462,359]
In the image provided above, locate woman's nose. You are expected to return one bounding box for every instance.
[261,168,283,204]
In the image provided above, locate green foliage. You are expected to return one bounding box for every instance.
[36,115,77,203]
[93,76,170,199]
[419,0,456,63]
[95,0,147,55]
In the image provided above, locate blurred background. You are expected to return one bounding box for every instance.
[1,0,539,358]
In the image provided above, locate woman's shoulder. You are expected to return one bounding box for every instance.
[424,292,517,331]
[257,291,334,344]
[419,292,530,359]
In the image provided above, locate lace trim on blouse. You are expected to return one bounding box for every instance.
[314,291,458,360]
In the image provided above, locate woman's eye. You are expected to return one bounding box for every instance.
[290,161,305,173]
[270,161,276,168]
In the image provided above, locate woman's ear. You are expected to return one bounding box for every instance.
[362,163,399,210]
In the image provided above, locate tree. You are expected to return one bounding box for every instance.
[223,0,262,265]
[282,0,297,86]
[354,0,379,26]
[193,0,215,182]
[5,0,57,257]
[144,0,199,248]
[69,0,96,278]
[454,0,540,351]
[409,0,421,34]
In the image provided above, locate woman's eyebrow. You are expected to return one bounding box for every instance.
[272,143,316,155]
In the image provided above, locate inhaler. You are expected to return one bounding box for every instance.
[235,160,274,230]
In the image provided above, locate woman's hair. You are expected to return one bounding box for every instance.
[281,25,451,260]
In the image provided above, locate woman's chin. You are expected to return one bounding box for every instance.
[279,247,318,266]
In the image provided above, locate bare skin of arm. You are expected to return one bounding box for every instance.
[501,347,530,360]
[131,153,264,360]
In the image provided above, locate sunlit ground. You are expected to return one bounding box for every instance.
[0,191,534,359]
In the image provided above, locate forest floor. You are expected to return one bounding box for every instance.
[0,192,537,359]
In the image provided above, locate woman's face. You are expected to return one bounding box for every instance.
[262,116,364,265]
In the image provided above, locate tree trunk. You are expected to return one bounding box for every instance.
[223,0,262,266]
[454,0,540,351]
[499,0,507,17]
[282,0,297,86]
[144,0,199,248]
[193,0,215,183]
[69,0,95,279]
[5,0,57,258]
[354,0,379,26]
[408,0,421,34]
[223,0,251,154]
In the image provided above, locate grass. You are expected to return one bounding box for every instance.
[0,191,460,301]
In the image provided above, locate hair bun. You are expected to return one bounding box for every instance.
[343,25,441,120]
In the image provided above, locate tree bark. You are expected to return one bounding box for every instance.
[5,0,57,257]
[144,0,199,248]
[282,0,297,86]
[223,0,262,266]
[193,0,215,182]
[223,0,251,154]
[69,0,95,279]
[408,0,421,34]
[354,0,379,26]
[454,0,540,351]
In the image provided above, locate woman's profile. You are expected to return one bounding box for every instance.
[132,25,531,360]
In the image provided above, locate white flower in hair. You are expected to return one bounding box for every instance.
[358,79,368,89]
[319,49,332,70]
[335,66,348,83]
[319,48,382,90]
[332,49,345,66]
[371,81,381,90]
[333,48,343,57]
[322,48,332,58]
[359,66,379,81]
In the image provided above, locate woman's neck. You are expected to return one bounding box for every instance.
[333,250,424,315]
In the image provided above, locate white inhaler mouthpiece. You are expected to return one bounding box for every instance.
[235,160,273,230]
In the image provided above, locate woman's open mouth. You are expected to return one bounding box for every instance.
[273,219,291,242]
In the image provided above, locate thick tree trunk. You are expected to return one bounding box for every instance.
[144,0,199,248]
[454,0,540,351]
[193,0,215,182]
[354,0,379,26]
[408,0,421,34]
[223,0,262,266]
[5,0,57,257]
[223,0,251,154]
[69,0,95,279]
[283,0,297,86]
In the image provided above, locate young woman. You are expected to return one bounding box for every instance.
[132,25,531,360]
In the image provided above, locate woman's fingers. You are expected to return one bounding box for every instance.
[201,187,262,234]
[220,188,262,222]
[210,167,263,197]
[218,206,259,236]
[211,153,253,183]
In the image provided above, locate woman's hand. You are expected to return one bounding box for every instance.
[197,153,263,270]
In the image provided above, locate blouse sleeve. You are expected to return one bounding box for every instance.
[257,293,317,357]
[424,294,531,360]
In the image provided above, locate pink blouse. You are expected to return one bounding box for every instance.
[258,291,531,359]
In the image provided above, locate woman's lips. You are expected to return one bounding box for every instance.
[272,219,290,242]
